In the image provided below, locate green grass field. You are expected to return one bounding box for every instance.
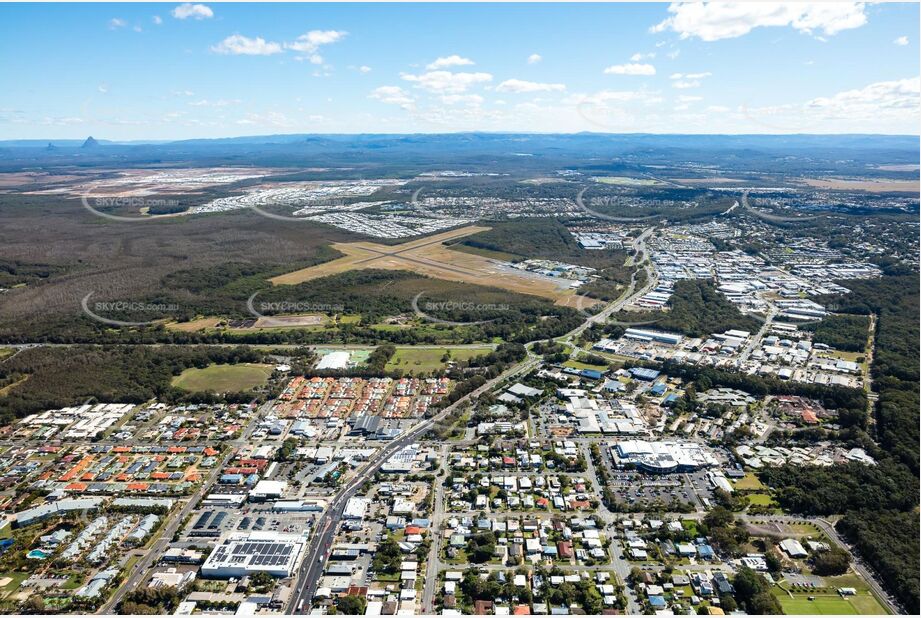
[746,492,777,507]
[171,363,273,393]
[385,347,489,373]
[734,472,766,491]
[563,359,609,371]
[779,594,859,615]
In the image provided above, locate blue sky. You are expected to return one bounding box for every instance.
[0,2,918,139]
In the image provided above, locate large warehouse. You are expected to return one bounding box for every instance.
[200,532,308,578]
[611,440,719,473]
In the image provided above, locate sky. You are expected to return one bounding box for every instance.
[0,2,918,140]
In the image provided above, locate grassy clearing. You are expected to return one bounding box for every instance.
[385,347,488,373]
[171,363,273,393]
[0,347,14,361]
[777,593,859,615]
[734,472,766,491]
[746,492,777,507]
[563,359,608,371]
[447,242,522,263]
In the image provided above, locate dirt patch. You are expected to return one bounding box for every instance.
[796,177,919,193]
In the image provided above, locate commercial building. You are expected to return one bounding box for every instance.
[611,440,719,473]
[200,532,307,578]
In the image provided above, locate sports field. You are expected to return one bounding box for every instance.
[171,363,273,393]
[777,592,887,615]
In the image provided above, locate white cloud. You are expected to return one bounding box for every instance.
[108,18,126,30]
[441,94,484,106]
[153,16,163,25]
[426,55,475,70]
[527,53,543,64]
[235,111,294,128]
[740,76,920,133]
[97,84,109,94]
[369,86,415,109]
[894,36,909,46]
[566,89,664,106]
[172,4,214,21]
[806,76,919,114]
[652,2,868,41]
[630,52,656,62]
[359,65,372,73]
[211,35,283,56]
[603,63,656,76]
[670,72,713,80]
[286,30,348,54]
[678,95,703,103]
[189,98,241,107]
[401,70,492,94]
[496,79,566,93]
[670,72,712,89]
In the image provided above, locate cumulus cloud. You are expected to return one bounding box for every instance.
[604,63,656,76]
[153,16,163,25]
[108,18,127,29]
[806,76,919,114]
[358,65,372,73]
[651,2,868,41]
[441,94,484,106]
[211,35,283,56]
[670,72,712,89]
[527,53,543,64]
[630,52,656,62]
[401,70,492,94]
[496,79,566,93]
[426,55,475,70]
[369,86,415,109]
[894,36,909,46]
[286,30,347,54]
[172,3,214,20]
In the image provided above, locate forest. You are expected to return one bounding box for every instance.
[762,274,920,612]
[623,279,762,338]
[801,314,870,352]
[0,345,263,424]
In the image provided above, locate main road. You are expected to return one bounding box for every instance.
[99,401,268,613]
[289,227,657,613]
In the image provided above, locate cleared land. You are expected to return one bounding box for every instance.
[384,346,491,373]
[171,363,273,393]
[270,225,595,307]
[796,177,920,193]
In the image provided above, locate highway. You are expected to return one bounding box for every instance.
[290,227,656,613]
[288,356,541,613]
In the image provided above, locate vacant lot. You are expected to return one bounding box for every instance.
[385,346,492,373]
[797,177,919,193]
[171,363,273,393]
